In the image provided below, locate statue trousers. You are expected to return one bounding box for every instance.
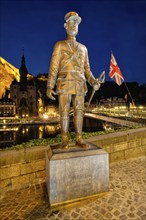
[58,94,85,140]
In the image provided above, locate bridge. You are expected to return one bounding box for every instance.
[84,112,143,127]
[69,105,146,127]
[83,105,146,127]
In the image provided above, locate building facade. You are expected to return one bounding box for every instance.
[10,53,37,117]
[0,98,16,117]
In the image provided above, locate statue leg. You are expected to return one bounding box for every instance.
[59,94,71,149]
[73,95,89,149]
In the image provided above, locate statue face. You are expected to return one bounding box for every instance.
[64,20,78,37]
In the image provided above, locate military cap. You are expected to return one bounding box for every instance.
[64,11,81,24]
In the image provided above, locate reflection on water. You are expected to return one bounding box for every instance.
[83,117,103,132]
[0,117,116,149]
[45,124,60,136]
[0,123,61,149]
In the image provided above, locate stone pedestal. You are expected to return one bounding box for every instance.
[46,143,109,207]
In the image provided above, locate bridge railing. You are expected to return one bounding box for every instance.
[89,106,146,119]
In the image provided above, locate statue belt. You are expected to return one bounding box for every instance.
[58,68,85,79]
[59,66,83,73]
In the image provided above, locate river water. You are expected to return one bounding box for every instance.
[0,117,109,149]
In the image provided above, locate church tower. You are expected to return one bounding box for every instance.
[10,51,37,117]
[19,50,28,91]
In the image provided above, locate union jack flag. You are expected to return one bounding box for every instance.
[109,52,124,86]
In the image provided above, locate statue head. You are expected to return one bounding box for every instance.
[64,12,81,37]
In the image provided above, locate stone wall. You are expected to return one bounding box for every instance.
[0,127,146,194]
[88,127,146,162]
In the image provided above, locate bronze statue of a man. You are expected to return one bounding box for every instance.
[47,11,101,149]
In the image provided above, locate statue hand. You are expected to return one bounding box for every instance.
[47,88,57,100]
[93,81,101,91]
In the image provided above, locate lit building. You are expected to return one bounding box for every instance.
[99,97,126,108]
[10,53,37,117]
[0,98,16,117]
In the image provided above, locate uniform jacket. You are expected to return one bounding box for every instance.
[47,39,96,95]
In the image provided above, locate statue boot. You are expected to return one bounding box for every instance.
[60,113,69,149]
[76,134,89,149]
[62,134,69,149]
[74,111,89,149]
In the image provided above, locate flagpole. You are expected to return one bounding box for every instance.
[123,81,135,107]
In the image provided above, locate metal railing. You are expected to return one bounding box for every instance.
[90,106,146,119]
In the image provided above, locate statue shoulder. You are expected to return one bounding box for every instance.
[77,41,88,52]
[52,41,65,53]
[54,40,66,46]
[52,40,66,50]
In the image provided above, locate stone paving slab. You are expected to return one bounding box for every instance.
[0,156,146,220]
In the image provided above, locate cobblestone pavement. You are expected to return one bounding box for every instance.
[0,156,146,220]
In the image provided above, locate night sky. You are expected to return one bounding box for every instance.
[0,0,146,85]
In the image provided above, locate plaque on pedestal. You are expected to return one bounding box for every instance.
[46,143,109,207]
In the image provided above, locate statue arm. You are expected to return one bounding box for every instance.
[47,42,61,100]
[84,47,101,91]
[47,42,61,90]
[84,47,96,85]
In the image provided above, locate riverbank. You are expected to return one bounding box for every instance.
[0,117,59,126]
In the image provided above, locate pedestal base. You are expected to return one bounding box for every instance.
[46,143,109,207]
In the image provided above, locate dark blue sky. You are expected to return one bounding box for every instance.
[0,0,146,84]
